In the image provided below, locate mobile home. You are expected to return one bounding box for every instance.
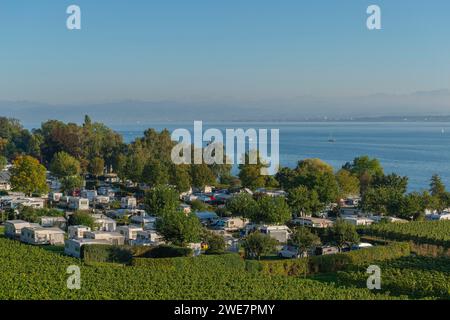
[116,225,143,244]
[68,225,92,239]
[92,214,117,232]
[259,225,292,243]
[4,220,31,239]
[212,217,248,231]
[84,231,125,245]
[121,196,137,209]
[64,238,111,258]
[69,197,90,211]
[20,226,65,245]
[133,230,164,246]
[40,216,67,229]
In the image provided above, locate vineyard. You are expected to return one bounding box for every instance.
[363,220,450,247]
[335,256,450,299]
[0,236,400,300]
[1,222,449,300]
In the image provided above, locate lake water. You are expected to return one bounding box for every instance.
[114,122,450,192]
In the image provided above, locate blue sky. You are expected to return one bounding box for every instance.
[0,0,449,107]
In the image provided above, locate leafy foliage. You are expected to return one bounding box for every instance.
[144,185,179,216]
[243,232,278,260]
[10,155,48,196]
[155,210,203,246]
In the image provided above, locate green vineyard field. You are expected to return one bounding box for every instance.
[363,220,450,247]
[0,237,398,300]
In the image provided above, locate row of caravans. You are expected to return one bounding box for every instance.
[4,220,65,245]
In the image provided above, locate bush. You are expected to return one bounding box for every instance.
[128,245,155,257]
[82,245,133,264]
[142,245,193,258]
[242,232,277,260]
[204,231,226,255]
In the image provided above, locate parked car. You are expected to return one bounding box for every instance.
[351,242,374,250]
[278,245,305,259]
[315,245,339,256]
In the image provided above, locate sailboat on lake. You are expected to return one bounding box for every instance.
[328,133,336,143]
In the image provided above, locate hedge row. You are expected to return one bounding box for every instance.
[252,242,411,277]
[83,245,192,264]
[140,245,192,258]
[82,245,134,264]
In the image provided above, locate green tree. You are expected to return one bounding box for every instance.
[398,192,427,220]
[288,227,321,256]
[242,231,277,260]
[430,174,446,196]
[238,151,269,190]
[344,156,384,195]
[61,176,84,195]
[10,156,48,196]
[360,187,404,216]
[50,151,81,178]
[142,160,170,187]
[144,185,179,216]
[204,231,226,254]
[125,145,147,183]
[0,156,7,170]
[336,169,360,198]
[191,163,216,188]
[293,159,339,204]
[275,167,296,190]
[89,157,105,177]
[170,164,192,192]
[156,210,202,246]
[344,155,384,178]
[225,193,258,219]
[287,186,323,217]
[251,195,291,224]
[429,174,448,212]
[68,211,96,229]
[329,219,360,249]
[114,153,127,182]
[372,173,408,194]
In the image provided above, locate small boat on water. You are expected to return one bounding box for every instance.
[328,133,336,143]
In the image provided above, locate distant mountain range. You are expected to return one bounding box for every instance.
[1,89,450,127]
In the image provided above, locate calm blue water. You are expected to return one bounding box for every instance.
[114,122,450,192]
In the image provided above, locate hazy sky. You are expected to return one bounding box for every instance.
[0,0,449,107]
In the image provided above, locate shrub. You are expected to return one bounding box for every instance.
[204,231,226,255]
[142,245,193,258]
[82,245,133,264]
[242,232,277,260]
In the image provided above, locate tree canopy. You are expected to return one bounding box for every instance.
[10,156,48,196]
